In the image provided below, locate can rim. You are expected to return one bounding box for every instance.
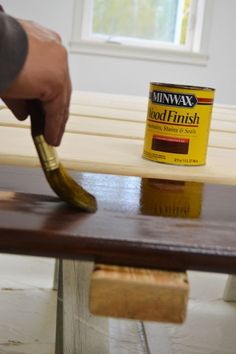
[150,82,215,91]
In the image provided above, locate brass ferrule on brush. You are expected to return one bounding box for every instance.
[34,135,59,171]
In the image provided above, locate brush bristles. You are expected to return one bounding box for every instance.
[44,163,97,212]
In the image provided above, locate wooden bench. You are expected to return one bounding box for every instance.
[0,92,236,353]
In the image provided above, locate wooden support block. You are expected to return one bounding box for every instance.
[89,264,189,324]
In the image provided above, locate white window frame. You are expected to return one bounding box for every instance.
[69,0,213,66]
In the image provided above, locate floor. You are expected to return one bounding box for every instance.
[0,255,56,354]
[0,255,236,354]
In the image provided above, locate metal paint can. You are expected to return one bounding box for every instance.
[143,83,215,165]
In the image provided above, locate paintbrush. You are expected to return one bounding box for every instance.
[29,100,97,212]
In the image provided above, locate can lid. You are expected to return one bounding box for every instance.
[150,82,215,91]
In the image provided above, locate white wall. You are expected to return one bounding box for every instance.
[2,0,236,104]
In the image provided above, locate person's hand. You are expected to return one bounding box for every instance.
[0,19,71,146]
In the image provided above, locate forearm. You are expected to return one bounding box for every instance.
[0,12,28,93]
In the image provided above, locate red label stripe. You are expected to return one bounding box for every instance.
[153,135,189,143]
[197,97,214,105]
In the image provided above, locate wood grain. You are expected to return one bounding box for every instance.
[0,165,236,273]
[90,264,188,323]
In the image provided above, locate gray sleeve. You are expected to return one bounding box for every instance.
[0,13,28,93]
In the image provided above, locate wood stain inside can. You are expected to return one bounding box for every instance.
[143,83,215,166]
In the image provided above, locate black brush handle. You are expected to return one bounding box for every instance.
[28,100,45,138]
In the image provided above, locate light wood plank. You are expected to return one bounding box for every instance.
[0,126,236,185]
[1,91,236,120]
[1,108,236,146]
[1,108,236,139]
[71,91,236,116]
[58,134,236,185]
[69,105,236,124]
[0,110,146,140]
[208,130,236,149]
[67,115,145,140]
[69,105,146,122]
[90,264,189,324]
[212,111,236,122]
[211,120,236,133]
[71,91,148,111]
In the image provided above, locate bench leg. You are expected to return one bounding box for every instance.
[53,259,60,291]
[55,259,109,354]
[223,275,236,301]
[55,260,155,353]
[55,259,63,354]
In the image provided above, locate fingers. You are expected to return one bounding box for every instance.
[43,85,70,146]
[19,19,62,44]
[43,59,72,146]
[2,98,28,120]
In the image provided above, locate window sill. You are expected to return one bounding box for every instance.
[69,39,208,66]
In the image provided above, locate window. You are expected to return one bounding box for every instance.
[70,0,213,65]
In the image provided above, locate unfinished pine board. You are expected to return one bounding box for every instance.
[90,264,188,323]
[71,91,236,117]
[69,104,236,124]
[213,112,236,122]
[2,102,236,127]
[58,134,236,185]
[70,105,146,122]
[71,91,148,110]
[208,130,236,149]
[1,108,236,139]
[68,115,145,139]
[0,101,236,129]
[0,125,236,185]
[0,110,146,140]
[211,119,236,133]
[0,91,235,187]
[70,91,236,120]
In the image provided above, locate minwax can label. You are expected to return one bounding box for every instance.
[143,83,215,165]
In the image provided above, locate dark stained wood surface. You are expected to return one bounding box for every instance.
[0,165,236,273]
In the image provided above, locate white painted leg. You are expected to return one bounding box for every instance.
[223,275,236,301]
[56,259,109,354]
[53,259,60,291]
[55,259,63,354]
[109,319,150,354]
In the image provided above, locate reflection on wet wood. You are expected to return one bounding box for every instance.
[0,165,236,273]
